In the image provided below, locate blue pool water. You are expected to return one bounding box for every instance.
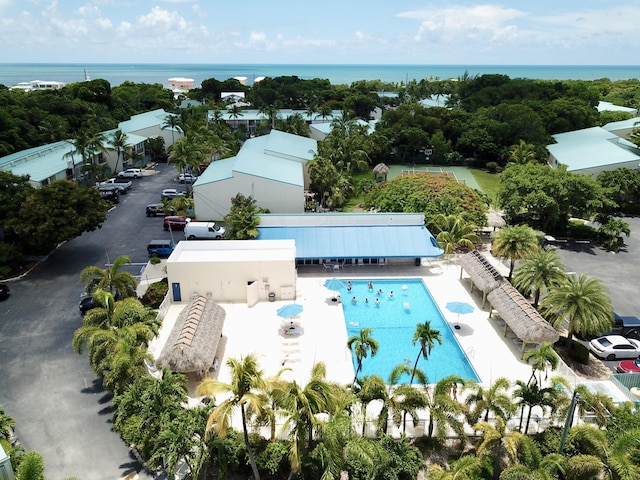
[340,279,479,384]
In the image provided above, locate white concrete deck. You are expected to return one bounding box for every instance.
[150,257,537,393]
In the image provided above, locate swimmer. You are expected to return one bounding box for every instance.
[365,298,369,304]
[368,281,374,290]
[377,289,383,295]
[347,281,352,291]
[389,291,394,298]
[351,296,357,303]
[375,298,380,306]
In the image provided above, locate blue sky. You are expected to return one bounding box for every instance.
[1,0,638,65]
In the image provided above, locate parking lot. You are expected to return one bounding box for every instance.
[0,162,189,480]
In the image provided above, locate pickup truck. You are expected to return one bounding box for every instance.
[99,178,132,194]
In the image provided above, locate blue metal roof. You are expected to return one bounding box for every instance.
[257,225,444,259]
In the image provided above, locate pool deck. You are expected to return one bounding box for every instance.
[160,256,537,396]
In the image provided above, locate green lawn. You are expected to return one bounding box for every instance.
[468,168,501,206]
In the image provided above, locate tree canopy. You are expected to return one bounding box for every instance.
[7,179,110,254]
[497,163,607,233]
[364,173,488,230]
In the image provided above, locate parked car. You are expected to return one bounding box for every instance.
[0,284,9,300]
[117,168,143,179]
[616,359,640,373]
[147,239,176,258]
[146,203,175,217]
[179,173,198,183]
[100,189,119,204]
[163,216,189,231]
[79,295,95,314]
[578,313,640,341]
[184,221,226,240]
[99,177,132,193]
[589,335,640,360]
[161,189,185,200]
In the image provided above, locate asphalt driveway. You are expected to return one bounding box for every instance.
[554,216,640,317]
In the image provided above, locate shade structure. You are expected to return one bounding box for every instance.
[446,301,475,329]
[459,250,504,308]
[324,278,346,301]
[156,295,225,373]
[277,303,304,319]
[487,283,560,357]
[487,209,506,229]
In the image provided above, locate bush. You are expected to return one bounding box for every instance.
[255,440,289,479]
[569,340,590,364]
[485,161,502,174]
[141,278,168,308]
[149,256,161,265]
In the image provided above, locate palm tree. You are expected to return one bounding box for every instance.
[72,293,160,394]
[109,129,128,174]
[509,139,538,164]
[113,367,189,461]
[491,225,541,280]
[228,104,245,130]
[196,354,266,480]
[162,114,183,146]
[427,455,483,480]
[168,137,204,193]
[474,416,522,480]
[421,375,467,444]
[347,327,379,385]
[353,375,386,436]
[540,274,614,347]
[378,363,410,435]
[409,321,442,384]
[80,255,137,298]
[513,379,562,434]
[523,343,559,384]
[64,129,108,182]
[274,362,337,477]
[464,377,516,424]
[431,214,480,254]
[512,248,568,307]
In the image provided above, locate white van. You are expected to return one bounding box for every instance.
[184,222,226,240]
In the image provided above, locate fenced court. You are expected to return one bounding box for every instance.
[387,164,482,191]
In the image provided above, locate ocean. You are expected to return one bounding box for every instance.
[1,63,639,88]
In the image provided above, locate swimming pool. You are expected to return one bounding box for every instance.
[341,279,480,384]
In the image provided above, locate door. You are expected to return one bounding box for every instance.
[172,282,181,302]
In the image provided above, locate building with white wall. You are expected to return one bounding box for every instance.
[166,239,297,305]
[193,130,317,219]
[0,109,181,186]
[547,125,640,176]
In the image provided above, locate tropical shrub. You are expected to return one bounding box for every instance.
[141,278,168,308]
[363,173,488,229]
[255,440,290,478]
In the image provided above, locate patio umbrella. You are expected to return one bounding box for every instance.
[445,301,475,330]
[277,303,304,327]
[324,278,346,302]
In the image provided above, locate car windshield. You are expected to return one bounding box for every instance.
[596,338,613,347]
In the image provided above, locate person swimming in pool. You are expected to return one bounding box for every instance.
[375,298,380,306]
[368,281,374,290]
[351,296,357,303]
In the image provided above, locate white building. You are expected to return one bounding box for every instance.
[166,239,297,305]
[193,130,317,219]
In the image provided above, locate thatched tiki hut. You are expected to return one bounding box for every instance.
[157,295,226,373]
[373,163,390,182]
[487,209,506,231]
[459,250,504,308]
[487,283,559,358]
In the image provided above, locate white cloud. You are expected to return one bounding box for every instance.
[398,4,527,44]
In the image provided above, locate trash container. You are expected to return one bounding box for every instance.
[269,292,276,302]
[415,258,421,266]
